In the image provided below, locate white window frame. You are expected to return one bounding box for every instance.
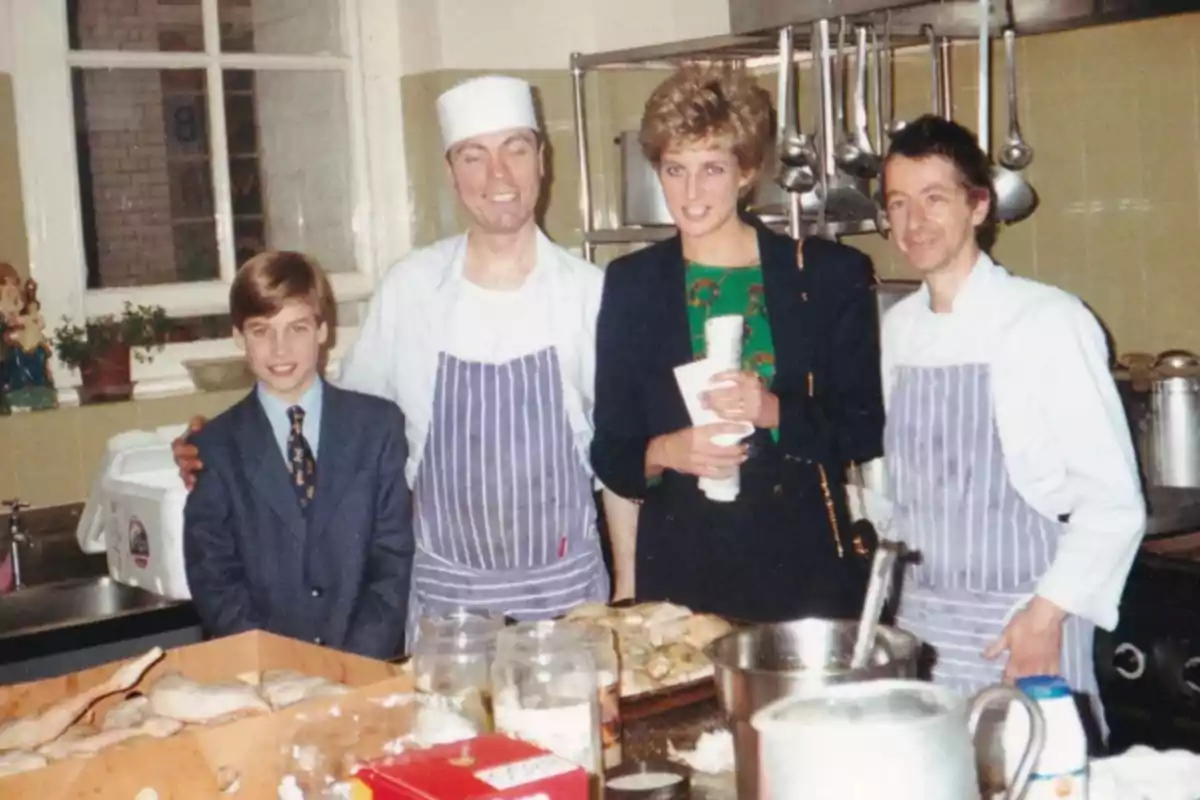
[9,0,411,402]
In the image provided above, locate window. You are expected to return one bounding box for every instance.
[10,0,410,400]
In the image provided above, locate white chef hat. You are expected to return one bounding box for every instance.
[437,76,539,151]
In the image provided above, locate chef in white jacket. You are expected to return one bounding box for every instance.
[337,76,610,640]
[877,115,1145,729]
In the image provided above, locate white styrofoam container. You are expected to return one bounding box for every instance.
[77,426,192,600]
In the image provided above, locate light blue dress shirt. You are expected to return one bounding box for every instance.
[256,376,323,463]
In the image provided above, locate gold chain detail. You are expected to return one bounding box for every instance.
[816,462,844,559]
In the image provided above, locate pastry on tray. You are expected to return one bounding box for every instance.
[564,602,733,699]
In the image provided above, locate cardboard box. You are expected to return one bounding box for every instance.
[0,630,415,798]
[351,734,590,799]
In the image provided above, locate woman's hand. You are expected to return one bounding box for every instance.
[702,370,780,429]
[646,422,750,479]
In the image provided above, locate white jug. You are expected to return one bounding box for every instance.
[751,679,1045,800]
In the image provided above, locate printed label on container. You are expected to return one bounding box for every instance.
[1024,769,1086,800]
[476,754,578,790]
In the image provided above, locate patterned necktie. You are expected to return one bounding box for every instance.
[287,406,317,509]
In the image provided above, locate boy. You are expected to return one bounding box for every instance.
[183,251,413,659]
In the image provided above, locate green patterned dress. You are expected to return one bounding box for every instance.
[686,261,777,439]
[685,262,776,382]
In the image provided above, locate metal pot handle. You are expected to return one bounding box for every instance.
[967,686,1046,800]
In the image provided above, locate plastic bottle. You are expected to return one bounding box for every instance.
[1003,675,1088,799]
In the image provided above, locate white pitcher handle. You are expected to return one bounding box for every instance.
[967,685,1046,800]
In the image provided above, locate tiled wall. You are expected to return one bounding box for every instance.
[405,13,1200,358]
[3,13,1200,508]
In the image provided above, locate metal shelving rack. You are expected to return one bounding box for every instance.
[568,25,925,262]
[568,0,1193,262]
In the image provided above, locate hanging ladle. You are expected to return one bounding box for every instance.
[775,26,817,193]
[989,26,1036,222]
[777,26,818,171]
[882,14,905,139]
[834,24,881,180]
[870,25,890,234]
[998,28,1034,170]
[925,25,940,116]
[821,18,878,221]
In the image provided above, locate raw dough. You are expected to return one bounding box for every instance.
[147,672,270,724]
[0,750,48,777]
[0,647,164,752]
[100,695,150,730]
[38,717,182,760]
[259,670,350,711]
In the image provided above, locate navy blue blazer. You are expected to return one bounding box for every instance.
[591,217,885,500]
[183,382,414,659]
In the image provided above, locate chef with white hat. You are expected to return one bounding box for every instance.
[337,75,611,642]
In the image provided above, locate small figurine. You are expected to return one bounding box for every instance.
[0,262,22,415]
[0,273,56,412]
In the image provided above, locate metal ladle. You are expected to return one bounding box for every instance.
[925,25,939,115]
[871,25,891,234]
[821,19,878,221]
[850,539,906,669]
[775,26,816,193]
[998,28,1034,170]
[989,25,1036,222]
[834,24,881,180]
[882,14,905,139]
[777,26,818,172]
[831,19,858,174]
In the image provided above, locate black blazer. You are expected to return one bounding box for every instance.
[183,382,414,659]
[591,217,885,500]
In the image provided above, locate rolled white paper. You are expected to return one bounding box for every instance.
[704,314,744,372]
[698,422,755,503]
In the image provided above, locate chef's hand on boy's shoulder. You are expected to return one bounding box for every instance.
[172,415,208,490]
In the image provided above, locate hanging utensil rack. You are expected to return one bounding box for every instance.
[569,0,1192,260]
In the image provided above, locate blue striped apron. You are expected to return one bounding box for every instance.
[885,363,1105,732]
[405,347,608,648]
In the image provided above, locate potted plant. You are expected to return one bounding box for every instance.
[53,302,171,404]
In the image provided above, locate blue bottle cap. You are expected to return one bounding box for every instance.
[1015,675,1072,700]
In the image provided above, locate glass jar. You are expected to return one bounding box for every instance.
[491,622,602,778]
[568,621,623,770]
[411,611,505,736]
[417,608,506,646]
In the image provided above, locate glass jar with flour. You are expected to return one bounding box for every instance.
[412,611,506,736]
[492,622,602,781]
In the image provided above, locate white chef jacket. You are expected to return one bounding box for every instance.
[878,253,1146,631]
[338,229,603,487]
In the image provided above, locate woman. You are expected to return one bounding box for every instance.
[592,64,884,623]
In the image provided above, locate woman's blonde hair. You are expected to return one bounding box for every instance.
[638,63,773,175]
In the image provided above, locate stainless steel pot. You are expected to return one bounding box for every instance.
[704,618,921,800]
[1114,350,1200,488]
[616,131,787,227]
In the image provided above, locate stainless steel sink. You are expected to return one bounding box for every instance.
[0,577,178,640]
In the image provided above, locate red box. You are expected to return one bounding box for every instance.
[351,734,591,800]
